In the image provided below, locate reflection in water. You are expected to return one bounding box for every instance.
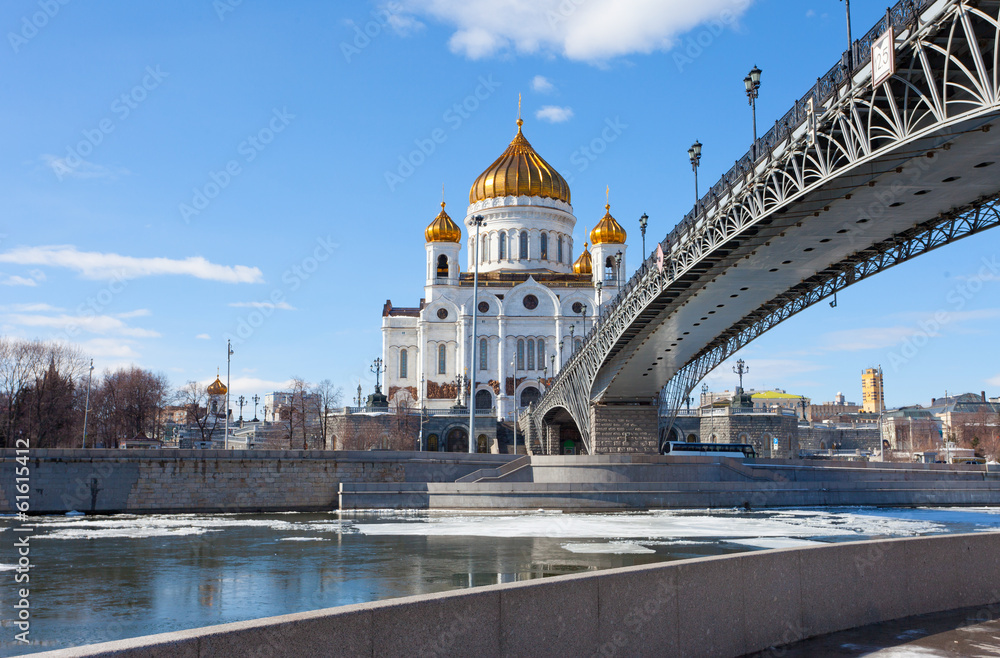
[2,507,998,656]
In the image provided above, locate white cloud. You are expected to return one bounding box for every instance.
[75,338,141,360]
[532,75,554,92]
[988,374,1000,387]
[819,327,921,352]
[199,376,296,394]
[196,334,212,340]
[393,0,752,62]
[0,275,38,287]
[0,303,64,313]
[3,313,160,338]
[40,154,129,181]
[229,301,296,311]
[0,245,263,283]
[535,106,574,123]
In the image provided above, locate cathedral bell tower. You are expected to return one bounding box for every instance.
[589,203,628,290]
[424,202,462,287]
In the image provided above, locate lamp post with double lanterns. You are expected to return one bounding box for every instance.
[744,65,762,159]
[251,394,260,422]
[688,141,702,215]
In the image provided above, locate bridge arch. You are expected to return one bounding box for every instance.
[541,406,586,455]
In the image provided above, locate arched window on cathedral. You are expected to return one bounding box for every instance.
[574,338,582,352]
[527,339,535,370]
[437,254,449,279]
[537,339,545,371]
[604,256,615,282]
[479,338,487,370]
[516,339,525,370]
[399,349,408,379]
[540,233,548,260]
[438,344,446,374]
[482,234,489,263]
[498,231,506,260]
[557,235,563,263]
[519,231,528,259]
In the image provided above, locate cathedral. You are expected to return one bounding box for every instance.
[381,117,629,452]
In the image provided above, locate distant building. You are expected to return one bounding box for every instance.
[862,367,885,413]
[881,407,942,451]
[924,393,1000,445]
[750,390,808,416]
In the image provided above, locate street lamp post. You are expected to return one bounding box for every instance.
[580,303,588,335]
[418,406,427,451]
[509,357,518,453]
[744,65,762,159]
[841,0,853,70]
[733,359,749,390]
[688,141,702,215]
[614,250,623,289]
[237,395,246,423]
[639,213,648,257]
[82,358,94,449]
[701,382,709,408]
[251,394,260,422]
[469,214,486,454]
[225,340,233,450]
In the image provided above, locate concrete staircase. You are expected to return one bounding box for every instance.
[455,456,531,483]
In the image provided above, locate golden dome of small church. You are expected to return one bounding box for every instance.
[383,114,628,455]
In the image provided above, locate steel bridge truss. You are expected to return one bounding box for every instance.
[524,0,1000,454]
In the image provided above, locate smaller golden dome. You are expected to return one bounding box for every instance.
[207,377,227,396]
[424,202,462,243]
[590,204,627,245]
[573,242,593,275]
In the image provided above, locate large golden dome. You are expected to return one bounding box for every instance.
[207,376,227,396]
[469,119,571,205]
[572,243,593,275]
[590,204,627,245]
[424,202,462,243]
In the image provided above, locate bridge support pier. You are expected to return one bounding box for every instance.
[590,404,659,454]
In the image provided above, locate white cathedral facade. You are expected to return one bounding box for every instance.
[381,118,629,446]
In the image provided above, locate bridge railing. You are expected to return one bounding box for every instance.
[664,0,934,253]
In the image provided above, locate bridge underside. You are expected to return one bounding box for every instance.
[597,113,1000,404]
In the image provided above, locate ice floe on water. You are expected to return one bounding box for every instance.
[25,514,355,541]
[726,537,827,550]
[0,564,19,571]
[351,507,952,540]
[278,537,331,542]
[561,542,656,555]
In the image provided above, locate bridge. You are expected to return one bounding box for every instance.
[522,0,1000,455]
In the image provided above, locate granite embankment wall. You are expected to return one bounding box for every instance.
[6,450,1000,513]
[0,450,518,514]
[34,532,1000,658]
[341,454,1000,510]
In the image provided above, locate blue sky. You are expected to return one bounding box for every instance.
[1,0,998,409]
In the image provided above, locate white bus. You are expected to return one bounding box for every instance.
[661,441,757,459]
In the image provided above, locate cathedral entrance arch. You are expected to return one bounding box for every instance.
[427,434,439,451]
[446,427,468,452]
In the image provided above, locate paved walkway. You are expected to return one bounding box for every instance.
[747,605,1000,656]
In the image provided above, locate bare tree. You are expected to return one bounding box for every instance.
[92,367,169,447]
[312,379,343,450]
[177,381,219,443]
